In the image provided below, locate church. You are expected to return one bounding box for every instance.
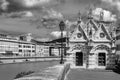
[66,10,116,69]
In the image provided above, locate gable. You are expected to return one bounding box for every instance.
[78,25,88,40]
[93,23,111,42]
[86,19,98,31]
[101,24,111,40]
[69,23,88,42]
[90,19,98,30]
[85,19,99,39]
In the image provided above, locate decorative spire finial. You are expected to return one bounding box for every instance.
[88,7,93,19]
[78,11,81,18]
[77,11,81,24]
[100,10,104,21]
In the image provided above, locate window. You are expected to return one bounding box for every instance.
[32,46,34,48]
[19,45,22,47]
[77,33,82,38]
[28,50,31,52]
[28,46,31,48]
[98,53,106,66]
[100,33,105,38]
[19,49,22,52]
[23,45,25,48]
[32,50,35,52]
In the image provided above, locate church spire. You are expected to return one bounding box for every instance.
[88,7,93,19]
[77,11,81,24]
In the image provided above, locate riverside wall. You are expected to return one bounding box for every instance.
[0,57,62,64]
[14,63,70,80]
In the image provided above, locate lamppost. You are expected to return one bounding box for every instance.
[59,21,65,64]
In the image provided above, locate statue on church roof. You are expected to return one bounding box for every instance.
[100,10,104,21]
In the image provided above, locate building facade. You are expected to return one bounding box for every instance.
[0,33,52,57]
[17,33,36,57]
[36,44,49,57]
[67,12,116,69]
[0,33,36,57]
[48,39,67,57]
[18,41,35,57]
[0,34,19,56]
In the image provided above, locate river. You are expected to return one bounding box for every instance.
[0,60,59,80]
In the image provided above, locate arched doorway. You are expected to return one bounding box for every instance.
[76,52,83,66]
[98,53,106,66]
[94,45,111,67]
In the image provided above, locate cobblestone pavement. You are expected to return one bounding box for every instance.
[66,69,120,80]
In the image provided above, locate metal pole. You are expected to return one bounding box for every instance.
[60,30,64,64]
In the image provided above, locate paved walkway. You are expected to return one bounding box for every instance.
[66,69,120,80]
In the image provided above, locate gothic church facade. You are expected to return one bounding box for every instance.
[67,12,116,69]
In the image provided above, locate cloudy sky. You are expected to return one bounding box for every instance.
[0,0,119,40]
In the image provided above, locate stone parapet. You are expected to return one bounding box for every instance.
[14,63,70,80]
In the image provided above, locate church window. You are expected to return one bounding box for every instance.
[98,53,106,66]
[100,33,105,38]
[77,33,82,38]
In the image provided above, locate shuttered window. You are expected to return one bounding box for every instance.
[98,53,106,66]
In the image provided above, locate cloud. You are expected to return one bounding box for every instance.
[0,0,62,20]
[50,31,66,38]
[0,0,58,18]
[30,8,63,29]
[43,8,63,19]
[0,0,9,11]
[23,0,50,7]
[101,0,120,11]
[23,11,33,17]
[4,11,33,18]
[40,9,63,28]
[0,0,60,12]
[92,8,117,22]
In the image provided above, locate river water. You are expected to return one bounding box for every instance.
[0,61,59,80]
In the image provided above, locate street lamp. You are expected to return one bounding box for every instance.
[59,20,65,64]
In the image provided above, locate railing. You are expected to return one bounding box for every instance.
[0,56,61,59]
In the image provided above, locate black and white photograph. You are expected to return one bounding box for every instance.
[0,0,120,80]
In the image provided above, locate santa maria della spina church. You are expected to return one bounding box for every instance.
[66,11,116,70]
